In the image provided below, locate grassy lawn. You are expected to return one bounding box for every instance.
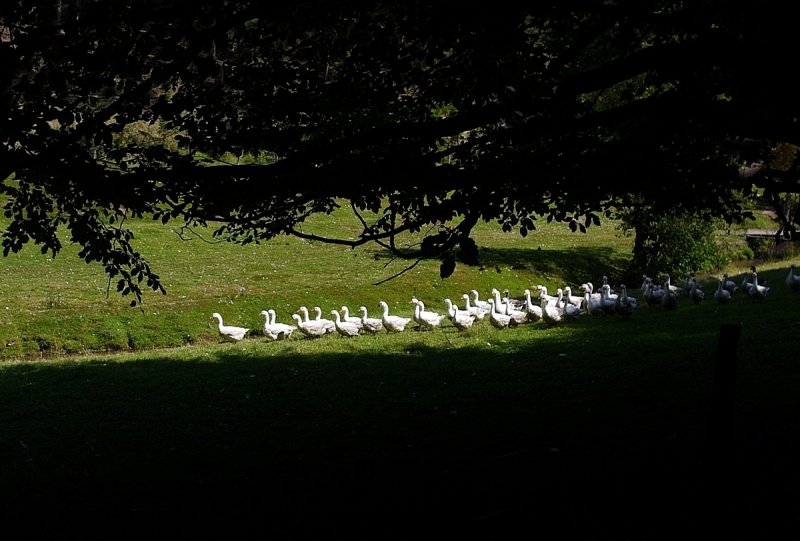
[1,204,799,536]
[0,202,635,359]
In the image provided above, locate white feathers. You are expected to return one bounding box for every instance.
[211,312,249,341]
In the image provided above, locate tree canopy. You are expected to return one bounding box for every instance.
[2,1,799,303]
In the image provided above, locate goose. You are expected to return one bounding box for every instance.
[298,306,312,322]
[714,278,732,304]
[748,272,770,301]
[410,298,444,325]
[291,313,329,338]
[444,298,472,320]
[562,286,584,308]
[598,284,618,315]
[640,274,650,294]
[330,309,361,337]
[503,289,525,311]
[689,278,704,304]
[522,289,543,322]
[486,298,513,329]
[313,306,336,334]
[490,288,510,314]
[741,268,767,295]
[268,309,297,339]
[536,285,559,306]
[378,301,412,333]
[722,272,739,295]
[540,294,563,326]
[785,264,800,292]
[582,290,607,316]
[600,276,619,299]
[664,274,682,295]
[412,300,445,330]
[721,273,737,295]
[446,300,476,330]
[359,306,385,334]
[461,293,487,320]
[684,275,703,294]
[740,272,754,295]
[469,290,492,312]
[644,280,665,306]
[559,290,582,321]
[504,298,529,325]
[260,309,296,341]
[340,306,364,328]
[580,282,603,303]
[661,277,679,310]
[614,285,637,319]
[211,312,249,341]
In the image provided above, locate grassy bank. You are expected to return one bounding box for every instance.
[1,264,799,536]
[0,203,635,359]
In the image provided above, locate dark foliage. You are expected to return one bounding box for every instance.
[2,1,799,302]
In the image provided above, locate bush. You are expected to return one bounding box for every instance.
[621,209,728,280]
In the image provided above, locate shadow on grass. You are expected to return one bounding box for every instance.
[371,244,631,285]
[477,245,630,284]
[1,301,798,537]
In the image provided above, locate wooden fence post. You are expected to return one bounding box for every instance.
[711,323,741,452]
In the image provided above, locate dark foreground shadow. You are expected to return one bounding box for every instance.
[0,312,797,539]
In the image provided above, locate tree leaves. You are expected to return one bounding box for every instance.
[439,252,456,279]
[1,1,792,298]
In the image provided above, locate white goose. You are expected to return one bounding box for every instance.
[504,297,529,325]
[558,289,582,321]
[313,306,336,334]
[689,278,704,304]
[714,278,732,304]
[413,300,445,330]
[740,272,754,295]
[643,279,665,306]
[486,298,513,329]
[785,264,800,292]
[614,285,637,319]
[540,294,563,326]
[522,289,543,322]
[503,289,525,311]
[490,288,510,314]
[340,306,364,328]
[748,272,770,301]
[660,277,679,310]
[211,312,249,341]
[446,300,476,330]
[330,309,361,337]
[461,293,487,320]
[291,313,328,338]
[598,284,618,315]
[378,301,412,333]
[721,273,737,295]
[580,282,603,303]
[269,309,297,339]
[359,306,384,334]
[582,290,606,316]
[469,290,492,312]
[260,309,295,341]
[444,298,472,320]
[536,285,559,306]
[562,286,584,308]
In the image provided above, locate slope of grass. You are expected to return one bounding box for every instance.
[0,203,634,359]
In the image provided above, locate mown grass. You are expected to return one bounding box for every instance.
[1,202,798,536]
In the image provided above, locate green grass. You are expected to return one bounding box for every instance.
[1,203,799,535]
[0,203,635,359]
